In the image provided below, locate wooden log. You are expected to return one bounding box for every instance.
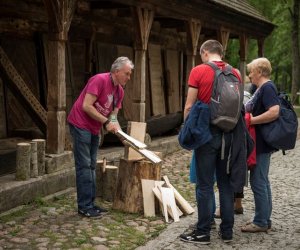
[113,158,161,213]
[15,143,31,181]
[30,141,38,178]
[32,139,46,176]
[96,158,106,197]
[102,165,119,202]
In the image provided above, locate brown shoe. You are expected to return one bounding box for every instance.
[234,207,244,214]
[241,223,268,233]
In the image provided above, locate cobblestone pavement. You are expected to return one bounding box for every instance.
[139,141,300,250]
[0,139,300,249]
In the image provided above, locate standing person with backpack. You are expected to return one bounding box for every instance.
[179,40,244,244]
[241,58,280,232]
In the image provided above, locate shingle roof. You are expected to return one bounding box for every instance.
[209,0,272,24]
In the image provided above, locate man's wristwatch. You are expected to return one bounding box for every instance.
[103,119,111,129]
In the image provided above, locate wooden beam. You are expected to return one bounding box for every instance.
[133,7,154,51]
[43,0,76,41]
[239,33,249,83]
[0,46,47,134]
[217,27,230,57]
[188,18,202,57]
[131,7,154,122]
[43,0,76,153]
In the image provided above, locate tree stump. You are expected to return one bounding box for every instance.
[102,165,119,202]
[113,158,162,213]
[15,143,31,181]
[32,139,45,176]
[30,141,38,178]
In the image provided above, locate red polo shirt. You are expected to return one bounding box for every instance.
[188,61,241,103]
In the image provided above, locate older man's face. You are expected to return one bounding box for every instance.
[115,64,132,87]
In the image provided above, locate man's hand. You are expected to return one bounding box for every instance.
[105,122,119,134]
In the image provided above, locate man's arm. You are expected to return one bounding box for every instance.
[183,87,198,121]
[82,93,107,123]
[82,93,118,133]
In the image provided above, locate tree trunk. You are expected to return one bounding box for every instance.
[291,0,300,105]
[113,158,161,213]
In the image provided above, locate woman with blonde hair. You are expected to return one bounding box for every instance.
[241,57,280,232]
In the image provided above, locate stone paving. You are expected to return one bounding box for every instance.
[139,141,300,250]
[0,139,300,249]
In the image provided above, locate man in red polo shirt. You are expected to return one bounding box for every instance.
[179,40,241,244]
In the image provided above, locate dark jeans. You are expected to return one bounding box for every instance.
[69,124,100,211]
[194,131,234,236]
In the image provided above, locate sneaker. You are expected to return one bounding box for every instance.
[94,205,108,214]
[218,231,233,243]
[189,220,216,230]
[179,230,210,244]
[78,208,102,218]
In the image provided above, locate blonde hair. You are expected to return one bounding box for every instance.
[247,57,272,77]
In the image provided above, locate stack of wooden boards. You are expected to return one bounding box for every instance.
[142,176,194,222]
[112,121,194,223]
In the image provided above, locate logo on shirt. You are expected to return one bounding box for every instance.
[105,94,113,109]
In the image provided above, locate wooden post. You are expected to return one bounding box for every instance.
[113,158,161,213]
[217,27,230,58]
[15,143,31,181]
[257,38,265,57]
[32,139,46,176]
[131,7,154,122]
[43,0,76,154]
[30,141,38,178]
[239,33,248,83]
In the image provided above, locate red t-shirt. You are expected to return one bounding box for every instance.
[188,61,241,103]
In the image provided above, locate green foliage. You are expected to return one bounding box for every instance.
[226,0,297,92]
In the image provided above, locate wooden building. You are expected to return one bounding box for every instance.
[0,0,274,175]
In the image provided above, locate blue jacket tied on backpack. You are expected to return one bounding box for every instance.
[178,101,212,150]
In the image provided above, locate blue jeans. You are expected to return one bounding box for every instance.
[69,124,100,211]
[192,152,216,219]
[250,153,272,228]
[194,131,234,236]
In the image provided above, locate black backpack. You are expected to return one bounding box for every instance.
[206,62,243,132]
[260,91,298,152]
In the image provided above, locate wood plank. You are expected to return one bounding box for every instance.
[125,121,147,161]
[163,176,194,215]
[165,49,181,113]
[160,187,179,222]
[141,179,156,217]
[152,184,183,219]
[148,44,166,116]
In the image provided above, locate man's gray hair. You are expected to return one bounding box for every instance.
[111,57,134,72]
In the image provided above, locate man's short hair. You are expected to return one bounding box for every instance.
[111,57,134,73]
[247,58,272,77]
[199,40,223,57]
